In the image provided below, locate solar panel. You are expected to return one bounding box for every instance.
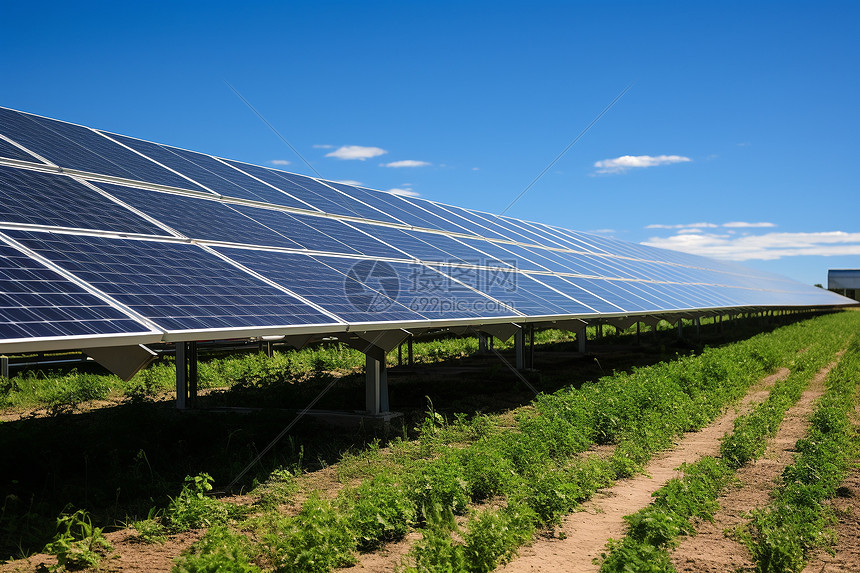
[224,161,401,223]
[314,256,520,320]
[93,182,305,249]
[216,247,429,323]
[0,136,42,163]
[324,181,474,233]
[0,108,204,190]
[0,166,170,235]
[0,239,152,339]
[6,230,337,332]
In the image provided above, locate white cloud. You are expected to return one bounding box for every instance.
[722,221,777,228]
[313,144,335,149]
[270,159,291,166]
[588,229,616,235]
[593,154,691,174]
[382,160,431,168]
[325,145,387,160]
[646,221,776,230]
[334,180,362,186]
[643,230,860,261]
[388,187,420,198]
[472,167,480,171]
[645,222,718,230]
[737,142,751,147]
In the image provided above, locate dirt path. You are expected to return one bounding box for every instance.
[492,368,790,573]
[0,529,203,573]
[671,360,839,573]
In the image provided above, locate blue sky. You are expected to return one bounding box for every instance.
[1,1,857,285]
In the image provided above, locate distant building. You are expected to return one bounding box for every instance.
[828,269,860,302]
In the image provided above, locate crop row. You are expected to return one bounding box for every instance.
[153,312,860,573]
[596,318,851,572]
[740,335,859,572]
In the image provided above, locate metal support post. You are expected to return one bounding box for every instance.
[397,343,403,366]
[265,340,273,357]
[577,326,587,353]
[176,342,187,410]
[527,325,535,369]
[364,349,389,415]
[514,328,525,370]
[677,319,684,339]
[596,324,603,339]
[695,317,701,338]
[407,335,414,366]
[635,322,641,345]
[0,355,8,379]
[188,341,198,408]
[478,333,489,354]
[176,341,198,410]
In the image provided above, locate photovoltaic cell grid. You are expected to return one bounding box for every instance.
[0,241,151,339]
[5,231,337,332]
[0,166,170,236]
[0,105,854,349]
[0,108,204,191]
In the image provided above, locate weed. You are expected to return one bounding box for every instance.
[173,525,260,573]
[344,473,415,550]
[264,495,356,573]
[165,474,243,533]
[43,508,112,571]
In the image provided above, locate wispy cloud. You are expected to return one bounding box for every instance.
[646,221,775,230]
[334,180,362,186]
[643,231,860,261]
[382,160,431,168]
[593,154,691,175]
[313,144,335,149]
[723,221,777,228]
[270,159,291,166]
[646,222,719,230]
[325,145,387,160]
[388,187,420,198]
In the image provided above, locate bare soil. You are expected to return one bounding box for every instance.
[495,367,789,573]
[670,360,839,573]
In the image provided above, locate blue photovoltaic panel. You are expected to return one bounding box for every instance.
[231,205,406,258]
[491,215,571,249]
[456,238,540,271]
[224,161,400,223]
[351,223,505,265]
[0,108,205,191]
[93,183,305,249]
[315,256,518,320]
[502,273,599,316]
[399,198,499,239]
[350,224,456,262]
[0,241,150,339]
[324,182,473,233]
[533,274,625,313]
[0,165,170,236]
[216,248,428,323]
[0,137,41,163]
[6,231,336,332]
[106,133,316,210]
[434,204,515,241]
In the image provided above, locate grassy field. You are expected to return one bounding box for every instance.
[1,311,857,572]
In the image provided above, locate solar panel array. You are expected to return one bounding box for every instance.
[0,106,852,352]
